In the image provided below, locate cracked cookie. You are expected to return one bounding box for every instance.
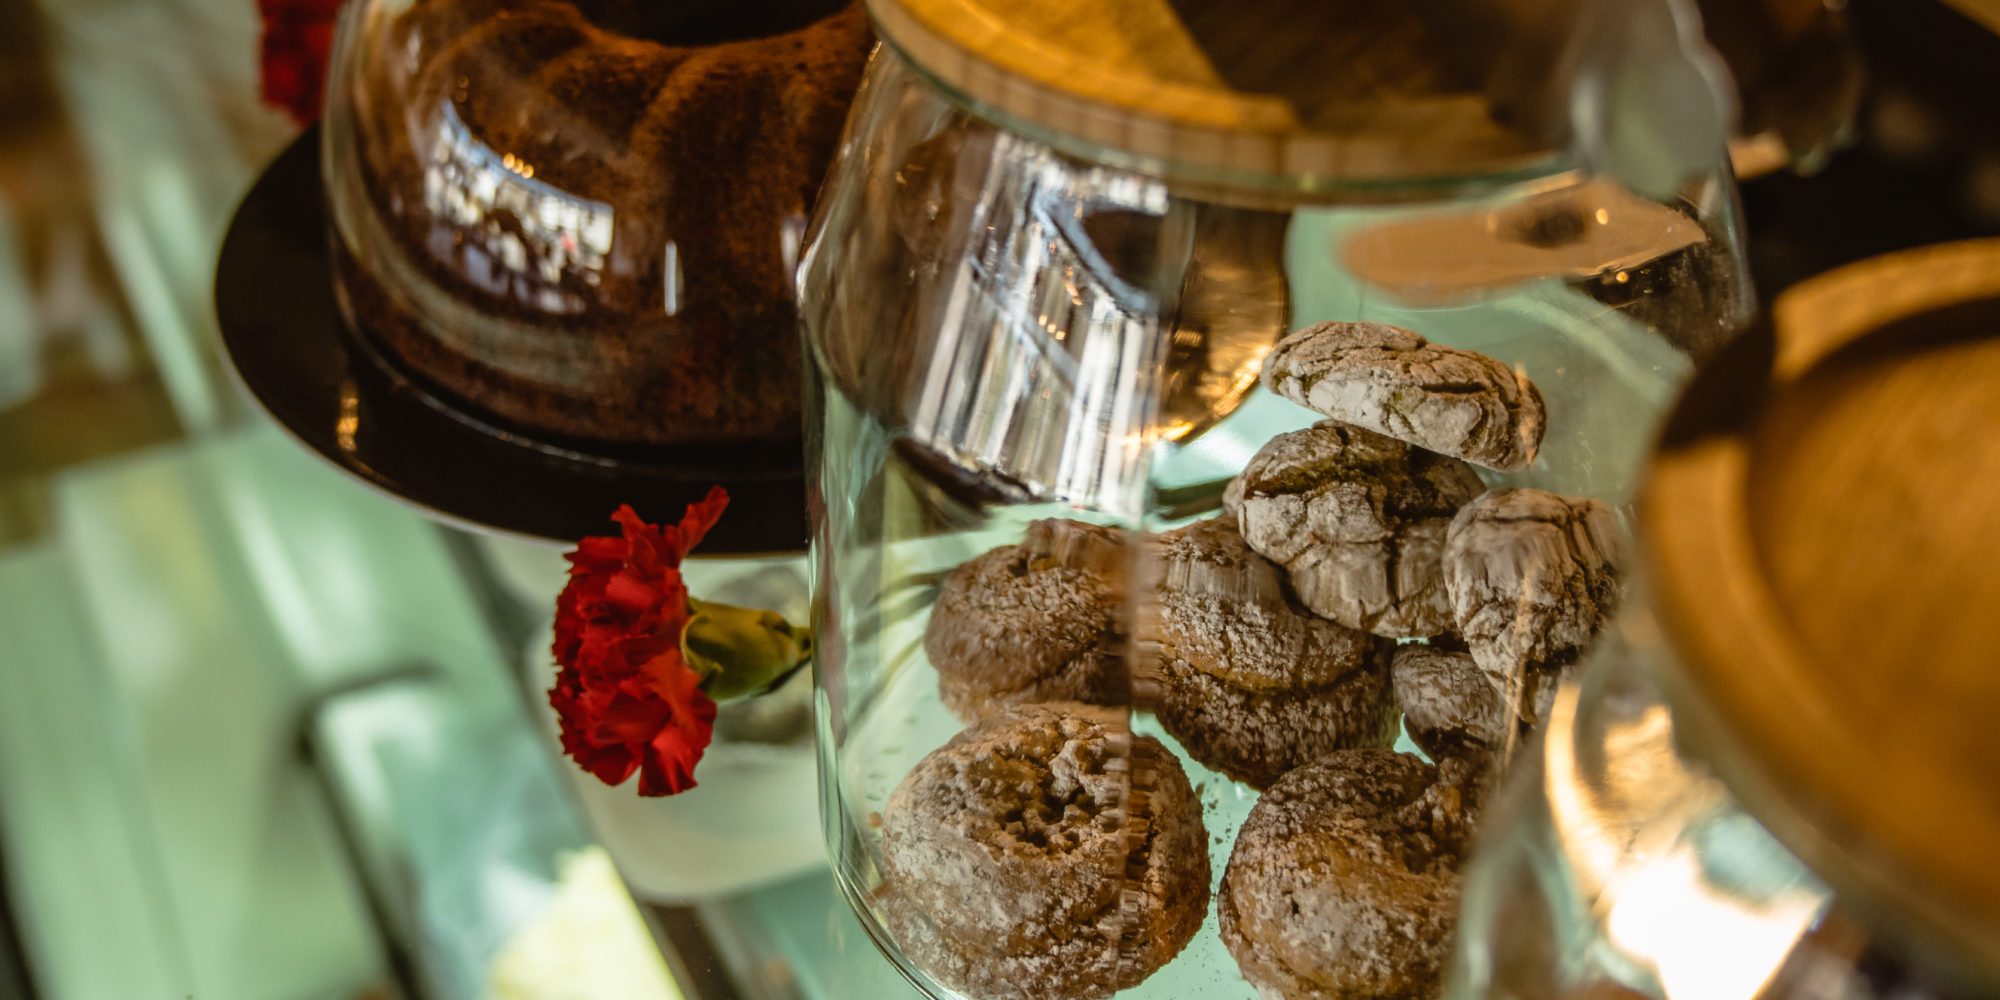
[881,704,1209,1000]
[1233,421,1485,638]
[924,519,1130,719]
[1391,639,1510,760]
[1145,517,1397,786]
[1262,321,1546,471]
[1219,748,1482,1000]
[1442,489,1625,697]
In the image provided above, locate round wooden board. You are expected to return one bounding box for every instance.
[865,0,1552,185]
[1642,239,2000,978]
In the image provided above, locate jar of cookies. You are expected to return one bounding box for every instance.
[799,1,1752,997]
[322,0,872,452]
[1452,242,2000,1000]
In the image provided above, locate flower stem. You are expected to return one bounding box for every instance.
[681,599,814,702]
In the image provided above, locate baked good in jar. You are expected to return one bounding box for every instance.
[879,703,1210,1000]
[335,0,872,446]
[1391,639,1508,760]
[1219,748,1483,1000]
[1261,321,1546,471]
[1232,421,1485,638]
[923,519,1129,719]
[1144,517,1397,787]
[1442,488,1625,713]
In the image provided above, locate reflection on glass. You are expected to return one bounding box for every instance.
[1542,687,1828,1000]
[1340,180,1710,305]
[336,378,361,455]
[812,123,1290,514]
[419,102,614,317]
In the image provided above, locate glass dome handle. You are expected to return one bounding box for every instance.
[1567,0,1739,199]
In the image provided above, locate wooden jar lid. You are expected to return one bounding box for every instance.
[863,0,1557,187]
[1642,239,2000,978]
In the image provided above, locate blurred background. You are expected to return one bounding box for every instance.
[0,0,1997,998]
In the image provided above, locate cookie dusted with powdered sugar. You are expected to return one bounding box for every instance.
[1233,421,1484,638]
[1442,489,1625,690]
[1262,321,1546,471]
[1156,656,1396,789]
[1219,748,1482,1000]
[1391,640,1508,760]
[923,519,1130,719]
[880,704,1209,1000]
[1144,517,1396,787]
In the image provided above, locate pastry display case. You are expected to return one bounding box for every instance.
[4,0,2000,998]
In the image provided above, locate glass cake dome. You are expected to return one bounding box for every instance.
[797,0,1758,997]
[321,0,874,452]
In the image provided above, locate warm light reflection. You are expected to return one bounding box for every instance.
[1340,179,1707,304]
[661,240,682,317]
[336,379,360,455]
[1543,686,1828,1000]
[1603,852,1822,1000]
[421,102,614,314]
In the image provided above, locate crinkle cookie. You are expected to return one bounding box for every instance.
[1156,655,1397,790]
[1233,421,1484,637]
[924,519,1130,719]
[1144,518,1396,786]
[1219,748,1483,1000]
[880,704,1209,1000]
[1391,640,1507,760]
[1262,321,1546,471]
[1442,489,1625,686]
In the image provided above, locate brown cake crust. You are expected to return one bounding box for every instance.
[1391,641,1507,760]
[339,0,872,445]
[1148,517,1377,692]
[935,643,1122,720]
[1156,653,1396,789]
[1442,489,1624,695]
[880,704,1209,999]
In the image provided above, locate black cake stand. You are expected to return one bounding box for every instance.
[213,128,808,553]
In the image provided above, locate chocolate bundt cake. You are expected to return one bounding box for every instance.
[331,0,872,446]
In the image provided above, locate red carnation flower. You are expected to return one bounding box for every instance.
[258,0,344,126]
[552,489,729,796]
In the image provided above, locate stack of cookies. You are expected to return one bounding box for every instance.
[1245,321,1626,758]
[1214,321,1627,999]
[1144,517,1398,787]
[885,320,1632,1000]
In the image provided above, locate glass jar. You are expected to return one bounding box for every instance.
[1452,240,2000,1000]
[801,1,1754,997]
[321,0,872,451]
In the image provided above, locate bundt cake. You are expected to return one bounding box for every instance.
[329,0,872,447]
